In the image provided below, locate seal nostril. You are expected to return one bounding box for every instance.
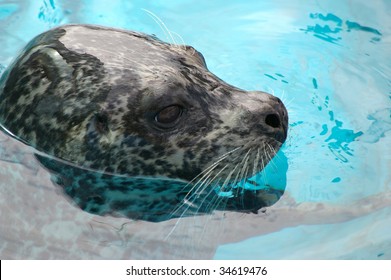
[265,113,280,128]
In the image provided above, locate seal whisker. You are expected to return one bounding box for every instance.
[268,143,283,162]
[199,194,227,242]
[178,146,241,195]
[279,89,292,106]
[218,163,239,192]
[142,9,178,47]
[186,147,241,183]
[236,150,252,207]
[196,179,223,216]
[266,86,275,96]
[253,147,260,178]
[169,30,187,47]
[165,164,229,241]
[192,195,226,249]
[177,159,226,197]
[284,99,295,109]
[171,162,231,221]
[191,164,229,213]
[214,146,242,161]
[260,151,269,184]
[172,173,215,217]
[230,161,243,192]
[220,150,247,209]
[279,89,286,102]
[237,148,252,188]
[266,143,278,171]
[264,144,275,171]
[236,166,253,208]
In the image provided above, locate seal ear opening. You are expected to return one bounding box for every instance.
[183,46,208,69]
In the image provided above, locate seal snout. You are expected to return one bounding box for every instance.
[262,96,288,143]
[265,113,281,128]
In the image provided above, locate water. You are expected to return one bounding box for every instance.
[0,0,390,259]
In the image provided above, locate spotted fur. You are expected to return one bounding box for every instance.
[0,24,288,221]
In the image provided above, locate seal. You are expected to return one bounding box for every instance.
[0,24,288,221]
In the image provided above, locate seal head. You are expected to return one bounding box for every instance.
[0,24,288,221]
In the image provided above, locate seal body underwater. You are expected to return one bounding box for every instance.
[0,24,288,221]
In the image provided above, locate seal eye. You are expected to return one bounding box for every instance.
[154,105,183,128]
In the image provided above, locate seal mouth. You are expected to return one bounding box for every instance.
[189,139,282,187]
[170,140,287,217]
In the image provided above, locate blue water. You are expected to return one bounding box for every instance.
[0,0,390,259]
